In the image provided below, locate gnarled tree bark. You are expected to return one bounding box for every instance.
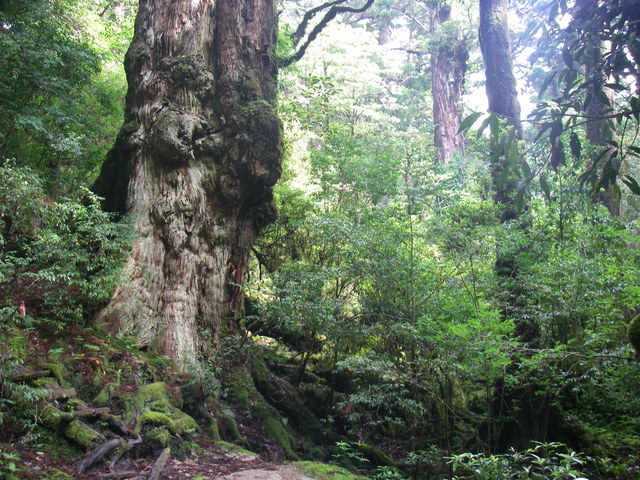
[94,0,281,368]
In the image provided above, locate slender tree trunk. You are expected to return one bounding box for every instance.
[480,0,537,344]
[94,0,281,368]
[585,40,621,217]
[479,0,521,135]
[431,4,468,165]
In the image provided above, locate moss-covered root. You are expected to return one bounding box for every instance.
[224,365,297,458]
[215,441,259,457]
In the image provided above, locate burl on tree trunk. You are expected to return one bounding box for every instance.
[94,0,282,367]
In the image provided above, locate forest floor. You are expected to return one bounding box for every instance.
[14,437,329,480]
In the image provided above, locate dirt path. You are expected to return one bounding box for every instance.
[218,465,316,480]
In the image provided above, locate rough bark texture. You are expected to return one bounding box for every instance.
[431,5,468,165]
[94,0,281,368]
[479,0,521,135]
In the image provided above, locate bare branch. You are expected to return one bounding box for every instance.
[281,0,376,68]
[291,0,348,44]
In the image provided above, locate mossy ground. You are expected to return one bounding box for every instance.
[293,461,368,480]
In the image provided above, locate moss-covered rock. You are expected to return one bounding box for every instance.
[224,364,298,457]
[138,410,197,435]
[139,411,174,430]
[171,413,198,434]
[63,420,104,448]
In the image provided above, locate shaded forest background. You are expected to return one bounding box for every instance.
[1,0,640,479]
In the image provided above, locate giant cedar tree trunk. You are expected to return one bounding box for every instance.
[431,4,468,165]
[94,0,281,368]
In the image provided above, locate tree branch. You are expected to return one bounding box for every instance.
[291,0,348,44]
[281,0,376,68]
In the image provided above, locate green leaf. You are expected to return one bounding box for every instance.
[550,139,565,173]
[562,48,574,69]
[540,174,551,201]
[569,132,581,160]
[604,82,627,92]
[476,117,492,138]
[538,71,558,98]
[457,112,483,134]
[622,175,640,195]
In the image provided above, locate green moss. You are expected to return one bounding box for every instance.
[40,469,75,480]
[241,73,262,100]
[173,440,203,459]
[63,420,103,448]
[137,382,173,412]
[214,441,258,457]
[139,411,174,429]
[262,417,296,458]
[293,461,367,480]
[93,382,118,406]
[43,362,66,386]
[143,426,172,448]
[207,416,221,441]
[220,413,244,443]
[170,413,198,435]
[40,404,73,429]
[226,367,254,409]
[628,315,640,355]
[139,410,197,435]
[351,443,399,468]
[33,376,59,389]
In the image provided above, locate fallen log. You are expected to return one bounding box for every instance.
[47,387,77,400]
[148,447,171,480]
[72,407,111,418]
[76,438,123,474]
[10,369,50,381]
